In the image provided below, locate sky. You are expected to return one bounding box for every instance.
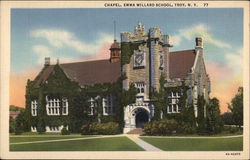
[10,8,243,113]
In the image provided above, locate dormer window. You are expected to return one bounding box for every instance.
[134,50,146,69]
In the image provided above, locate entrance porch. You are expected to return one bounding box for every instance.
[123,102,154,133]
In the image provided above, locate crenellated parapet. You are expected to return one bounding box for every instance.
[121,23,172,97]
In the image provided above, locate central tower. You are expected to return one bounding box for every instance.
[121,23,172,133]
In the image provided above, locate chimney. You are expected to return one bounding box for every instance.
[195,37,203,48]
[44,57,50,66]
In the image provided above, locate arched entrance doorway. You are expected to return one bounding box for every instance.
[134,108,149,128]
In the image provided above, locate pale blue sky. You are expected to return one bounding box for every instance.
[11,8,243,73]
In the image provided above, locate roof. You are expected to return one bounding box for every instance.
[33,50,196,87]
[110,40,120,49]
[34,59,121,88]
[34,65,55,88]
[169,49,196,79]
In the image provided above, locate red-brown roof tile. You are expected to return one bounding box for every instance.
[169,50,196,79]
[60,60,121,86]
[34,65,55,88]
[34,59,121,88]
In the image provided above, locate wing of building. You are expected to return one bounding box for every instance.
[26,23,210,133]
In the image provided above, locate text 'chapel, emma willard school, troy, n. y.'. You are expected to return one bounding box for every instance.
[26,23,211,133]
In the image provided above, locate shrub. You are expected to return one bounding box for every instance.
[81,124,90,135]
[223,126,240,134]
[37,126,46,134]
[88,122,120,135]
[61,127,70,135]
[177,122,196,134]
[143,119,178,136]
[14,129,23,135]
[9,117,15,133]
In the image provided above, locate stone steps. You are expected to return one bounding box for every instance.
[127,128,144,135]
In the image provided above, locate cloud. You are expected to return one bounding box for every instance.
[30,29,113,55]
[32,45,55,64]
[206,56,243,113]
[170,24,231,49]
[224,48,243,73]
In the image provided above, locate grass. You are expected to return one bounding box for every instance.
[10,136,93,143]
[10,132,80,136]
[140,137,243,151]
[10,136,144,151]
[141,130,243,137]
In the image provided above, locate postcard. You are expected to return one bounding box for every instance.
[0,1,249,159]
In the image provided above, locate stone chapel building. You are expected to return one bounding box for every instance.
[27,23,210,133]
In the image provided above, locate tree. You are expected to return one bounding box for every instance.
[228,87,243,127]
[196,95,207,134]
[10,105,24,112]
[206,98,223,134]
[9,116,15,133]
[222,112,234,125]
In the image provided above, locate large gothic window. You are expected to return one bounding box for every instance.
[134,50,146,69]
[167,91,182,113]
[31,100,38,116]
[46,97,60,116]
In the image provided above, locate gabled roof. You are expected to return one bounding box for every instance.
[34,59,121,88]
[169,49,196,79]
[34,65,55,88]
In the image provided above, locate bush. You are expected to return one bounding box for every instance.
[87,122,120,135]
[37,126,46,134]
[81,124,90,135]
[14,129,23,135]
[177,122,196,134]
[223,126,240,134]
[9,117,15,133]
[61,127,70,135]
[143,119,178,136]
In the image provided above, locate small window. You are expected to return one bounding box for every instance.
[141,88,144,93]
[137,88,140,93]
[31,100,38,116]
[135,82,146,96]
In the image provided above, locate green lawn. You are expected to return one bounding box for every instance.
[140,137,243,151]
[10,136,93,143]
[10,132,80,136]
[10,136,144,151]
